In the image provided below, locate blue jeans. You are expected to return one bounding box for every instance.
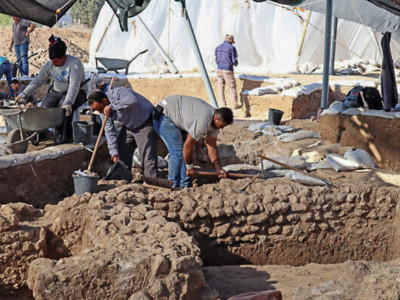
[0,62,13,96]
[153,114,192,188]
[15,43,29,76]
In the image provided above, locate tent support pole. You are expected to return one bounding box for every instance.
[297,10,312,58]
[95,14,114,53]
[329,16,337,75]
[182,7,218,108]
[136,15,179,74]
[321,0,333,110]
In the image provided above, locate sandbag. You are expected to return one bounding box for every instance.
[326,153,360,172]
[344,148,377,169]
[360,110,395,119]
[277,130,320,143]
[342,108,362,115]
[285,171,327,186]
[306,160,332,171]
[228,290,282,300]
[258,155,306,170]
[321,106,344,116]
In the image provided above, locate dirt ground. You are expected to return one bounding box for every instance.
[2,26,400,300]
[0,26,90,76]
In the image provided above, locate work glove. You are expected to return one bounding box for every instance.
[62,104,72,117]
[15,93,27,105]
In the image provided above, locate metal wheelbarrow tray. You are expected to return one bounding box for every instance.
[0,107,65,153]
[95,49,148,75]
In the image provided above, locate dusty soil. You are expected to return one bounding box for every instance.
[0,26,90,76]
[1,26,400,300]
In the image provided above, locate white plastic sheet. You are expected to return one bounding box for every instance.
[89,0,400,74]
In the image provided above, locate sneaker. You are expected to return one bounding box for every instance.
[233,105,242,110]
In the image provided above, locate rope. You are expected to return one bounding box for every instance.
[349,0,381,58]
[297,13,363,59]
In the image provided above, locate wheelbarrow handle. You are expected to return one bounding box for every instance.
[88,115,108,172]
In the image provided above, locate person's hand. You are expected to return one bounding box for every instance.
[15,93,26,105]
[112,155,120,163]
[216,168,227,178]
[25,32,30,37]
[104,105,112,116]
[8,45,12,52]
[186,168,196,177]
[61,104,72,116]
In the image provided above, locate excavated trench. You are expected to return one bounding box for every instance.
[1,176,400,299]
[146,179,400,267]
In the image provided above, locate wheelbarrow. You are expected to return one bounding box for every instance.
[95,49,148,75]
[0,107,65,153]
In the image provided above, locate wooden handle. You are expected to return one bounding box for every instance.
[143,182,171,191]
[257,154,310,176]
[196,171,256,179]
[239,173,261,190]
[88,115,108,172]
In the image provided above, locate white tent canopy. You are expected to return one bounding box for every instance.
[89,0,400,75]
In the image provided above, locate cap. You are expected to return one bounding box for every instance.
[225,34,235,40]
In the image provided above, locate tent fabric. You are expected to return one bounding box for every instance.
[89,0,400,75]
[0,0,77,27]
[0,0,151,29]
[367,0,400,16]
[106,0,151,31]
[291,0,400,43]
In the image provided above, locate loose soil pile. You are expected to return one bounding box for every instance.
[0,26,90,76]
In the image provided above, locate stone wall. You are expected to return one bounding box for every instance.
[146,179,399,266]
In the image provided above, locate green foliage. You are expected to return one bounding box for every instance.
[70,0,106,28]
[0,14,13,27]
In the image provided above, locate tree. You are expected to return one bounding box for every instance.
[70,0,106,28]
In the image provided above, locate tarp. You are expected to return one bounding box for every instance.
[0,0,151,29]
[0,0,77,27]
[299,0,400,43]
[106,0,151,31]
[89,0,400,74]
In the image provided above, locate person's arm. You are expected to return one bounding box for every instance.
[111,88,138,110]
[62,60,84,107]
[9,36,14,52]
[183,134,197,177]
[26,23,36,37]
[206,135,226,178]
[22,62,52,96]
[232,47,238,67]
[101,113,119,161]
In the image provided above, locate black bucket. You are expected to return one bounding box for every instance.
[104,161,133,182]
[73,174,99,196]
[268,108,284,125]
[73,121,94,145]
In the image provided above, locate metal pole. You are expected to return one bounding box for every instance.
[329,16,338,75]
[321,0,333,109]
[136,15,179,74]
[182,8,218,108]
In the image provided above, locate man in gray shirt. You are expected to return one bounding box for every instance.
[9,17,35,76]
[17,35,87,141]
[153,95,233,188]
[88,87,158,178]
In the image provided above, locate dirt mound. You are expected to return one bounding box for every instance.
[0,26,91,76]
[1,185,207,299]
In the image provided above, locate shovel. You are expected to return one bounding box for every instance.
[88,115,108,172]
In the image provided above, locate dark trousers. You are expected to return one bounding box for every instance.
[117,116,158,178]
[42,90,87,139]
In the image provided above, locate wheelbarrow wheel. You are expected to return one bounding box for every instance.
[7,128,29,154]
